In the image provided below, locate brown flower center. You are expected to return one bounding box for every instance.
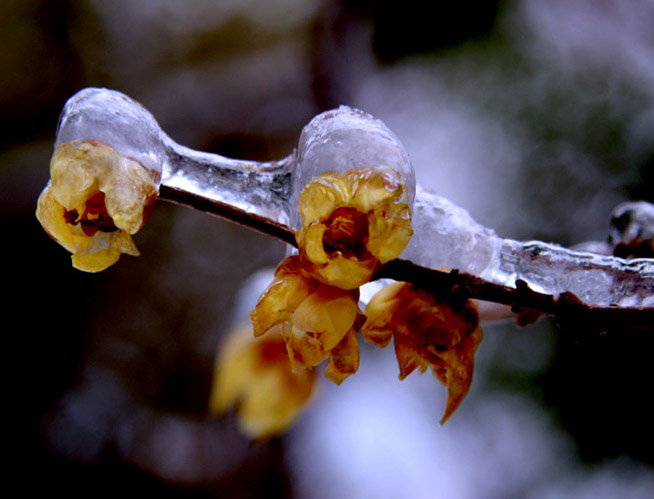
[64,191,118,236]
[322,206,369,258]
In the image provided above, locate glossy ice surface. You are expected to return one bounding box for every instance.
[53,88,654,307]
[404,187,654,307]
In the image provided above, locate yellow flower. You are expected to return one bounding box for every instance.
[36,140,159,272]
[210,323,316,439]
[296,168,413,289]
[363,281,483,424]
[249,256,364,385]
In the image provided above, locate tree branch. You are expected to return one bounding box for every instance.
[160,185,297,246]
[159,188,654,334]
[376,260,654,335]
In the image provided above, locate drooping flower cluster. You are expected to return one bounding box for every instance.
[250,255,365,385]
[219,167,416,437]
[245,165,485,433]
[36,140,159,272]
[363,281,483,424]
[250,167,414,386]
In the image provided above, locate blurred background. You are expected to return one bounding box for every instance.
[3,0,653,497]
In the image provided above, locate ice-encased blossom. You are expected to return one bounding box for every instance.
[210,323,316,439]
[249,256,364,384]
[363,281,483,424]
[36,140,159,272]
[296,168,413,289]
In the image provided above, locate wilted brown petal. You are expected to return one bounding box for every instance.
[325,327,361,385]
[363,282,483,424]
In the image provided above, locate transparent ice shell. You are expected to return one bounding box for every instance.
[56,88,165,185]
[56,88,294,224]
[291,105,416,230]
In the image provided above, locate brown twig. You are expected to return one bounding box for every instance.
[159,189,654,334]
[375,260,654,335]
[160,185,297,246]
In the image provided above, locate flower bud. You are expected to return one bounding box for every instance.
[36,140,159,272]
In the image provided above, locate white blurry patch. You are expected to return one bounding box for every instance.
[287,351,654,498]
[352,0,654,242]
[287,352,456,499]
[286,350,574,499]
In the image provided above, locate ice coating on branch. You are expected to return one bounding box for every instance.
[496,240,654,307]
[292,106,416,230]
[404,187,654,307]
[49,88,654,308]
[402,186,502,278]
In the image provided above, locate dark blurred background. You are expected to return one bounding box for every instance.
[3,1,653,497]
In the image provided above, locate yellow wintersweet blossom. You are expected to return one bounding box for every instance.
[296,168,413,289]
[210,323,316,439]
[36,140,158,272]
[363,281,483,424]
[249,256,365,385]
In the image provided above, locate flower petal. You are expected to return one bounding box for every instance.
[362,281,406,347]
[283,323,330,370]
[393,333,429,380]
[351,168,403,212]
[298,172,349,224]
[439,323,483,425]
[292,284,359,346]
[36,140,158,272]
[300,222,330,265]
[249,257,316,337]
[367,204,413,263]
[325,327,360,384]
[210,324,316,439]
[363,282,483,423]
[300,247,378,289]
